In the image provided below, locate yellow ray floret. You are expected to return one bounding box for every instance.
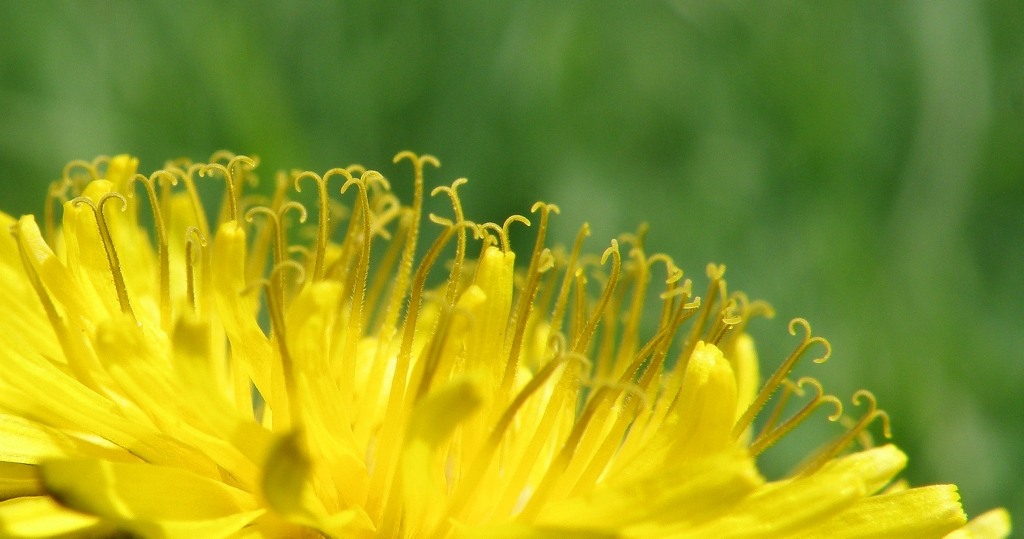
[0,152,1009,538]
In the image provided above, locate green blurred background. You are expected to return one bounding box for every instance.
[2,0,1021,526]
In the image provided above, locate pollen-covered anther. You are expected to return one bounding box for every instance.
[426,213,454,227]
[240,260,306,302]
[361,172,399,230]
[365,195,400,241]
[658,280,693,301]
[471,224,498,250]
[537,248,555,272]
[393,151,440,175]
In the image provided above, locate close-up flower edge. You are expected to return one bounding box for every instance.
[0,151,1010,538]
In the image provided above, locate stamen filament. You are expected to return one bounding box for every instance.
[488,358,586,520]
[61,156,106,196]
[749,377,843,456]
[678,263,726,371]
[440,352,589,530]
[548,223,590,341]
[759,378,799,438]
[501,202,559,391]
[199,155,257,224]
[245,202,307,305]
[357,153,433,449]
[571,240,621,354]
[246,174,292,285]
[294,168,350,282]
[262,278,294,430]
[571,381,650,490]
[184,227,206,313]
[430,178,470,308]
[365,209,411,332]
[43,180,67,247]
[71,193,135,321]
[610,241,650,380]
[336,172,375,403]
[517,381,644,522]
[797,389,891,476]
[129,172,178,333]
[368,226,456,521]
[733,317,832,438]
[172,163,211,240]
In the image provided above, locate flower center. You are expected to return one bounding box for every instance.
[21,150,902,534]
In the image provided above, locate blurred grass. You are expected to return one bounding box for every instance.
[1,0,1022,525]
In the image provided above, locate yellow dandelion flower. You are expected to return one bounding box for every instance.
[0,152,1010,538]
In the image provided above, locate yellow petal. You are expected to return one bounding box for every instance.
[536,450,761,531]
[278,282,372,514]
[260,431,375,537]
[815,444,907,495]
[682,470,866,537]
[8,215,107,388]
[211,222,274,411]
[0,333,218,478]
[13,214,96,321]
[170,317,279,480]
[261,431,327,525]
[944,508,1012,539]
[0,462,40,499]
[104,154,140,197]
[465,246,515,385]
[666,341,737,460]
[39,458,261,537]
[170,313,236,425]
[787,484,967,539]
[729,333,760,427]
[0,497,101,538]
[402,378,484,535]
[97,319,262,489]
[453,522,616,539]
[0,414,135,464]
[0,214,63,367]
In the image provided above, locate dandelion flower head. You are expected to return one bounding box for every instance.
[0,152,1010,538]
